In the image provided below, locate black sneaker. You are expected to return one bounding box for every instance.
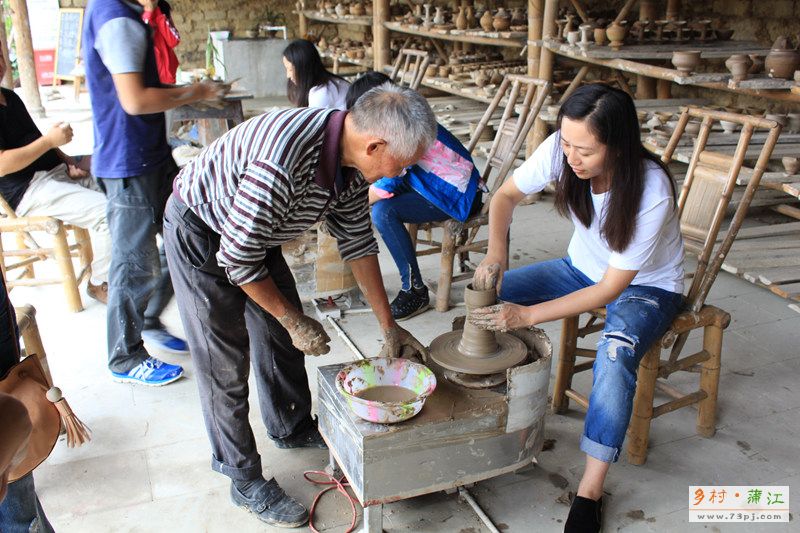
[230,477,308,528]
[390,286,430,321]
[272,418,328,449]
[564,495,603,533]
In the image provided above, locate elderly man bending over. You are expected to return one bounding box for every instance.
[164,83,436,528]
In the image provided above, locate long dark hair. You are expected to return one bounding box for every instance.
[345,71,392,109]
[283,39,344,107]
[553,83,676,253]
[158,0,172,18]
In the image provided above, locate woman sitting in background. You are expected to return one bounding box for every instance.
[346,72,483,320]
[282,39,350,110]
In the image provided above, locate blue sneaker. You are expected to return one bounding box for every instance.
[142,328,190,355]
[111,357,184,386]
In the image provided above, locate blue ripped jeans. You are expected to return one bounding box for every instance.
[500,257,684,463]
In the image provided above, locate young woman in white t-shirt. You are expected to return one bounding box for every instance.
[470,84,685,532]
[282,39,350,110]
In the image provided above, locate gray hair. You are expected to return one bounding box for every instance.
[350,83,437,160]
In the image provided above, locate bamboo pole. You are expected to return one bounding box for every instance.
[532,0,557,149]
[8,0,44,117]
[373,0,390,71]
[626,344,660,465]
[0,3,13,88]
[552,315,579,414]
[612,0,638,26]
[696,324,722,437]
[525,0,544,157]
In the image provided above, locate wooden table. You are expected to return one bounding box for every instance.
[166,91,253,145]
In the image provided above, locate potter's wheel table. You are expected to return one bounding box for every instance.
[316,328,553,532]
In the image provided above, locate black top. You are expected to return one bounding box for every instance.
[0,88,62,209]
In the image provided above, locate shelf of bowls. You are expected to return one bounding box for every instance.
[301,0,374,71]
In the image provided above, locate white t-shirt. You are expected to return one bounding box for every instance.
[512,132,685,293]
[308,78,350,110]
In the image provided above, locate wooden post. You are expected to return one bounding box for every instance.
[625,344,660,465]
[696,323,722,437]
[656,78,671,99]
[525,0,544,157]
[299,9,308,38]
[53,226,83,312]
[532,0,557,149]
[435,226,456,312]
[552,316,579,413]
[373,0,390,71]
[636,75,657,99]
[0,3,14,88]
[666,0,681,21]
[9,0,44,117]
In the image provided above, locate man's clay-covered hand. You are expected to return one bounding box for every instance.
[472,262,502,291]
[379,325,430,360]
[277,310,331,356]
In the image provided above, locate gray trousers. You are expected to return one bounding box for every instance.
[98,158,177,373]
[163,195,312,481]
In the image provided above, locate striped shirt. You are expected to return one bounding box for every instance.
[174,108,378,286]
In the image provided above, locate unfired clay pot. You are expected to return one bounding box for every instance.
[455,6,467,30]
[782,156,800,175]
[606,21,627,50]
[726,54,752,82]
[350,2,365,16]
[766,36,800,80]
[493,8,511,31]
[594,27,607,46]
[480,10,494,32]
[672,50,701,74]
[433,7,445,25]
[334,2,347,16]
[458,285,499,358]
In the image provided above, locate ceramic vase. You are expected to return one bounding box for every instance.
[766,36,800,80]
[433,6,445,25]
[782,156,800,176]
[493,8,511,31]
[480,10,493,32]
[334,2,347,17]
[422,4,432,29]
[593,27,607,46]
[606,21,627,50]
[725,54,752,82]
[455,6,467,30]
[671,50,701,74]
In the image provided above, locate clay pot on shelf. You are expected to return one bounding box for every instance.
[334,2,347,17]
[365,4,373,16]
[422,4,432,29]
[489,70,503,85]
[606,21,627,51]
[782,156,800,176]
[433,6,445,26]
[473,70,489,87]
[350,2,365,16]
[725,54,752,82]
[594,27,607,46]
[493,8,511,31]
[719,120,738,134]
[639,0,657,21]
[455,7,467,30]
[511,8,526,27]
[765,36,800,80]
[438,65,451,78]
[465,6,476,28]
[425,64,437,78]
[715,28,734,41]
[748,54,765,74]
[566,30,580,47]
[671,50,701,74]
[480,10,494,32]
[765,113,788,127]
[323,1,334,14]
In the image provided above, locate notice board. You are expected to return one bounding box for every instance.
[53,8,84,84]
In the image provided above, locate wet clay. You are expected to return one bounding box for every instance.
[355,385,418,403]
[458,285,499,357]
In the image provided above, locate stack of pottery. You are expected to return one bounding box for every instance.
[765,36,800,80]
[672,50,701,74]
[726,54,752,82]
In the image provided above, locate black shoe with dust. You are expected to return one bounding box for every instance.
[390,285,430,321]
[565,495,603,532]
[230,477,308,528]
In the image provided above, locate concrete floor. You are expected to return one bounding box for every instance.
[7,88,798,532]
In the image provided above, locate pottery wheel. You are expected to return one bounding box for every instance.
[429,330,528,375]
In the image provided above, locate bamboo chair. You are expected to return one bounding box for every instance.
[408,75,552,311]
[551,107,783,465]
[15,304,53,386]
[0,195,93,312]
[389,48,430,91]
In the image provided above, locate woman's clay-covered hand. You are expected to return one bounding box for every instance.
[472,261,503,292]
[277,310,331,356]
[469,303,533,332]
[379,325,430,360]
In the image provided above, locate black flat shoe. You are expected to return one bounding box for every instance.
[230,477,308,528]
[390,285,430,321]
[564,495,603,533]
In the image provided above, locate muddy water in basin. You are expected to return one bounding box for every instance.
[355,385,417,403]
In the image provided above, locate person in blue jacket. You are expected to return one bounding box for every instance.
[345,72,483,320]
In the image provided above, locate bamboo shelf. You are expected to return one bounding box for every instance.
[384,21,525,48]
[302,10,372,27]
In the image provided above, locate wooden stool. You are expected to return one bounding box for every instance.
[15,305,53,386]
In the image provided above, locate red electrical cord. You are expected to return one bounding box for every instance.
[303,470,361,533]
